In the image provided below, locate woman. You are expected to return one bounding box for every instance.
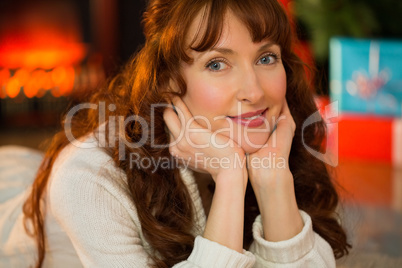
[1,0,350,267]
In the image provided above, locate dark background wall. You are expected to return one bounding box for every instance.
[118,0,146,67]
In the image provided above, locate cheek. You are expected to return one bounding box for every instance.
[184,79,228,114]
[263,69,287,107]
[187,82,229,130]
[279,72,287,97]
[267,68,287,100]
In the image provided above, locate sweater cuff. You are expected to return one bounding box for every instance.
[251,210,315,263]
[187,235,255,268]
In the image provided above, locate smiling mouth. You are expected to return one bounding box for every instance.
[227,108,268,120]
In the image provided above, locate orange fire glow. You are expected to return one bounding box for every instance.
[0,1,87,70]
[0,1,88,99]
[0,29,87,70]
[0,67,76,99]
[0,68,10,98]
[6,77,20,98]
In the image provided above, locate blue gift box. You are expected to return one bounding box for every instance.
[330,37,402,117]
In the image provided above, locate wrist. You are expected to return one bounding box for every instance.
[251,169,294,198]
[259,203,303,242]
[204,167,246,253]
[251,172,303,241]
[213,167,248,194]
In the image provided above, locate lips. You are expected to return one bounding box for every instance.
[228,108,269,128]
[228,108,268,119]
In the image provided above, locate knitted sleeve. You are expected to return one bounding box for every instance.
[48,145,255,267]
[249,210,336,267]
[49,160,152,267]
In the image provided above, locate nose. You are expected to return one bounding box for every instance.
[236,67,264,104]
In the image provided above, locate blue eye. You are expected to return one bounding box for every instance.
[258,53,278,65]
[210,62,221,71]
[206,59,229,72]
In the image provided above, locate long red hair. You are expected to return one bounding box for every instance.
[23,0,350,267]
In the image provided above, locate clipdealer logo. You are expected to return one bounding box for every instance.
[63,101,339,166]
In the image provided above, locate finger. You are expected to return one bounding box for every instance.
[268,100,295,157]
[284,99,296,133]
[170,96,193,123]
[168,128,179,148]
[277,99,295,132]
[168,131,188,168]
[267,119,293,159]
[280,99,293,121]
[269,99,292,136]
[163,106,182,138]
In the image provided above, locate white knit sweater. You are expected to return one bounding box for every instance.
[0,134,336,267]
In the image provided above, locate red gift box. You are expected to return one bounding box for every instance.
[315,96,402,166]
[315,96,402,207]
[337,115,402,165]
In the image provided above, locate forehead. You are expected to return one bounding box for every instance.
[184,7,279,58]
[185,8,244,50]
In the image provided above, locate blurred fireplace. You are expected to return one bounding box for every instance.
[0,0,115,127]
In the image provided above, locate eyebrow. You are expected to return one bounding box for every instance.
[211,42,277,55]
[210,47,236,55]
[257,42,278,53]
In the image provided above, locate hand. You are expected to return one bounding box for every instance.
[164,96,248,252]
[246,99,296,192]
[163,96,247,184]
[246,99,303,242]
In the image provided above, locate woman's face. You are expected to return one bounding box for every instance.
[180,10,287,154]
